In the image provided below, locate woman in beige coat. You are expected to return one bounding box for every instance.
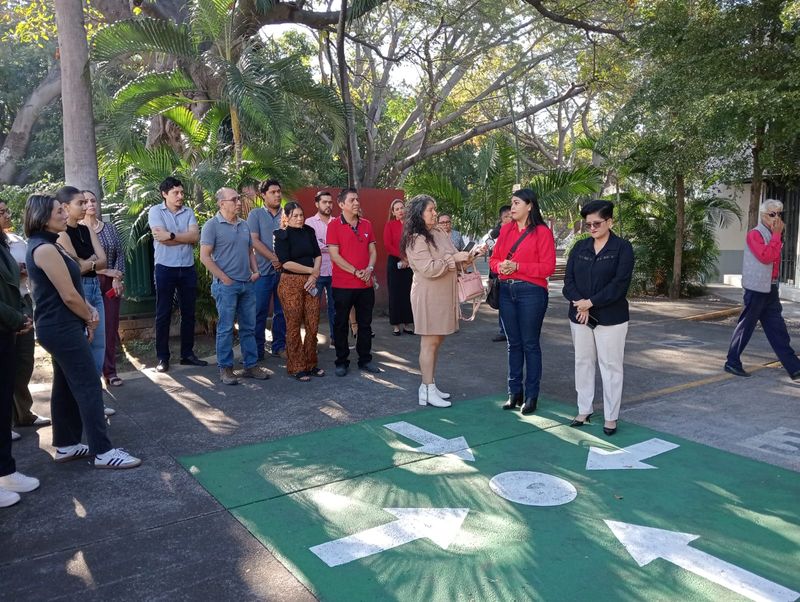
[402,195,479,407]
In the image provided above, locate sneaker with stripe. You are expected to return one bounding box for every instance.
[54,443,91,463]
[94,448,142,469]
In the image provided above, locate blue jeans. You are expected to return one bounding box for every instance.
[82,276,106,376]
[317,275,335,341]
[499,280,548,398]
[154,264,197,361]
[254,272,286,357]
[211,280,258,369]
[727,285,800,375]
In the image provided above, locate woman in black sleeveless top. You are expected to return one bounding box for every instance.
[24,194,140,469]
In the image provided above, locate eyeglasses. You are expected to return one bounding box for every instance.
[766,211,783,218]
[438,220,451,225]
[585,219,608,229]
[0,208,9,216]
[221,196,240,203]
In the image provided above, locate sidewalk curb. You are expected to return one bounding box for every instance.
[681,306,742,321]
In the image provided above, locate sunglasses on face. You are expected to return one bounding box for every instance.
[585,219,608,229]
[766,211,783,218]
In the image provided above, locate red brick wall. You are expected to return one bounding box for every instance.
[293,187,405,307]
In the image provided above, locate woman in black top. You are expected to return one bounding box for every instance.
[562,200,634,436]
[0,223,39,507]
[54,187,116,389]
[24,194,140,469]
[275,202,323,381]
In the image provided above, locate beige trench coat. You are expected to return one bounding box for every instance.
[407,228,459,335]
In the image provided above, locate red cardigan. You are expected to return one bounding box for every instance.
[383,218,403,258]
[489,222,556,289]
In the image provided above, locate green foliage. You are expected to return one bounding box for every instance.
[0,175,64,231]
[614,189,742,296]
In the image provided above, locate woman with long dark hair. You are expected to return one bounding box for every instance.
[563,200,634,436]
[383,198,414,335]
[275,202,324,381]
[402,195,476,407]
[24,194,140,468]
[490,188,555,415]
[0,218,39,507]
[81,190,126,387]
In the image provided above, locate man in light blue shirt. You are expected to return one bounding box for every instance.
[200,188,270,385]
[246,179,286,360]
[148,177,207,372]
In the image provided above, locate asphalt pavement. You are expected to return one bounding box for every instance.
[2,283,798,600]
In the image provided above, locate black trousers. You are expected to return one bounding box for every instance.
[37,320,113,455]
[386,256,414,326]
[13,294,36,426]
[0,332,17,477]
[154,264,198,361]
[333,287,374,367]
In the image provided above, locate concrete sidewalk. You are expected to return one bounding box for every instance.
[2,284,798,600]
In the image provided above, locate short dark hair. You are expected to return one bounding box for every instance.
[55,186,82,205]
[314,190,332,203]
[24,194,58,237]
[498,204,511,217]
[281,201,303,227]
[158,176,183,196]
[260,178,281,193]
[580,199,614,220]
[338,187,358,204]
[82,189,99,200]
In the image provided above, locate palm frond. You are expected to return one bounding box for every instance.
[529,166,603,216]
[191,0,232,46]
[92,18,197,62]
[161,106,209,149]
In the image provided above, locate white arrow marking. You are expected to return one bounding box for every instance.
[310,507,470,567]
[383,421,475,461]
[605,520,800,602]
[586,438,679,470]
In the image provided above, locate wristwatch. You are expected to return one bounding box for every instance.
[90,260,96,272]
[169,232,176,240]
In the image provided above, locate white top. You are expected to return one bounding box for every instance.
[7,232,29,295]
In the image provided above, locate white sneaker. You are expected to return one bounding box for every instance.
[432,383,451,400]
[55,443,91,463]
[0,471,40,493]
[418,384,451,408]
[11,430,20,441]
[0,487,20,508]
[103,406,116,417]
[94,448,141,469]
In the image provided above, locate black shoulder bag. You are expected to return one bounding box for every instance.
[486,227,533,309]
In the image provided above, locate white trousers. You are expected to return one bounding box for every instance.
[569,321,628,421]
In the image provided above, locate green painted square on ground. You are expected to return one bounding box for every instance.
[180,397,800,601]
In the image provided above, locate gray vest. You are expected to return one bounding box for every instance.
[741,223,775,293]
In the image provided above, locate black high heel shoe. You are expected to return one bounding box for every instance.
[603,425,617,436]
[520,397,537,415]
[502,393,523,410]
[569,413,593,427]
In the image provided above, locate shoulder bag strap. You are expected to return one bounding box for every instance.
[505,226,533,261]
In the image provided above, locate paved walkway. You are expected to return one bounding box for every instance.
[2,284,798,600]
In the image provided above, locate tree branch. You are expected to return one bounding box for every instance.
[521,0,626,42]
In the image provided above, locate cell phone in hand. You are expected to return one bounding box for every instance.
[463,241,476,253]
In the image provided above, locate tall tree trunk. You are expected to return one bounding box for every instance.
[748,123,766,229]
[0,64,62,184]
[336,0,360,188]
[230,106,243,168]
[54,0,101,198]
[669,173,685,300]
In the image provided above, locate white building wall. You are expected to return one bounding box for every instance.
[710,183,751,288]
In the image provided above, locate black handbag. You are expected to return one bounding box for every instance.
[486,227,533,310]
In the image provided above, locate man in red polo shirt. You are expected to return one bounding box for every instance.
[327,188,382,376]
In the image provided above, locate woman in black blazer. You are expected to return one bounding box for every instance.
[562,200,634,436]
[0,225,39,507]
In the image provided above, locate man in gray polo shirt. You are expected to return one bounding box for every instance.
[148,176,207,373]
[247,178,286,360]
[200,188,271,385]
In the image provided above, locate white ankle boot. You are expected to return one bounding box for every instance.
[432,383,450,400]
[418,384,451,408]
